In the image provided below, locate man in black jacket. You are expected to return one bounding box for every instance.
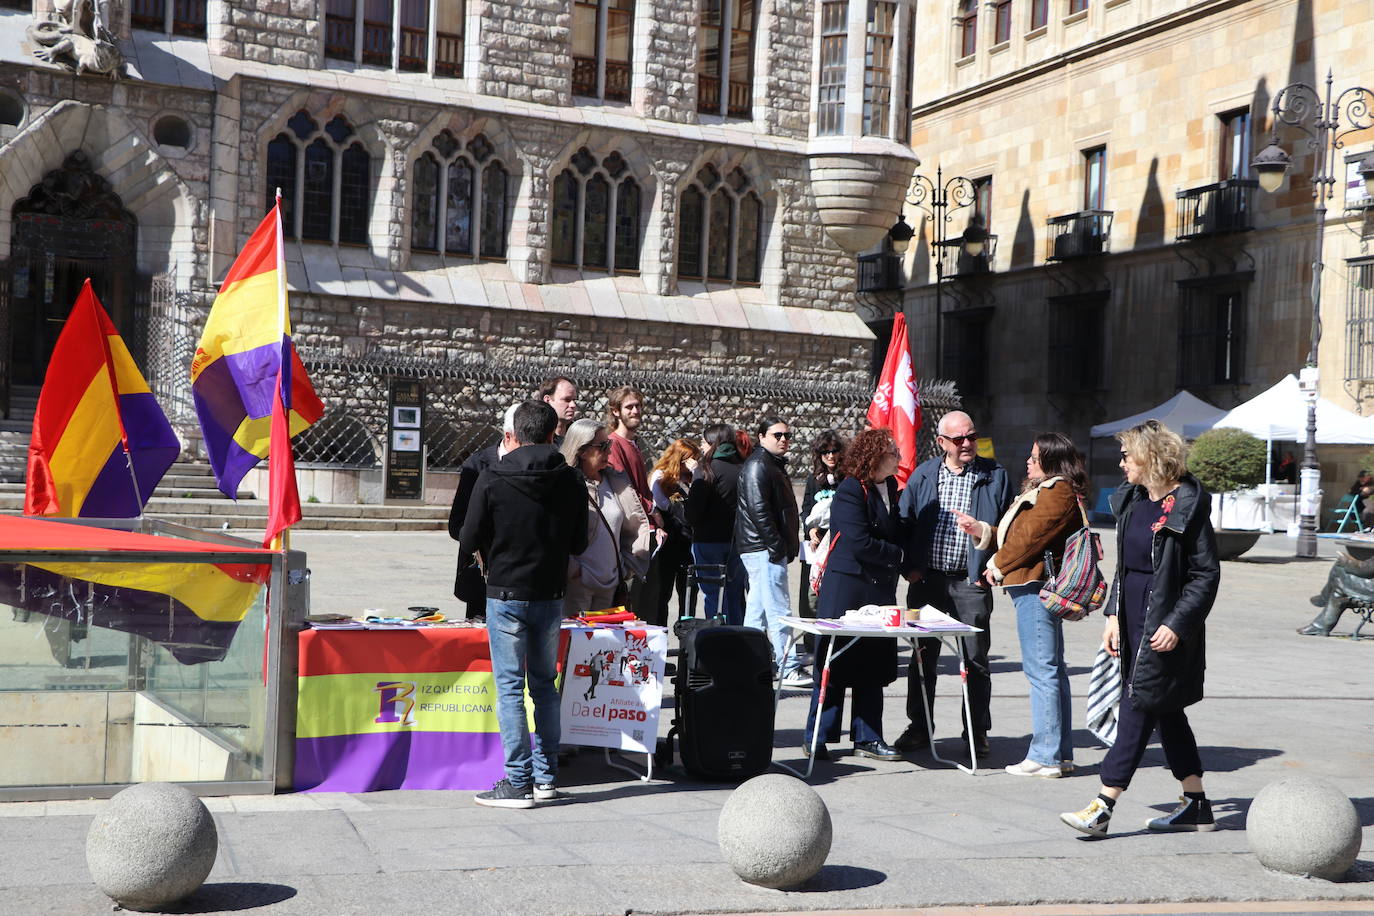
[458,401,588,809]
[735,417,807,686]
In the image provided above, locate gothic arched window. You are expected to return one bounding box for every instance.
[266,112,373,246]
[677,165,762,284]
[410,131,510,259]
[550,149,641,274]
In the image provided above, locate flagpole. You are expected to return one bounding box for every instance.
[273,189,293,553]
[86,278,148,520]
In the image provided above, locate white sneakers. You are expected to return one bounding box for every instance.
[1004,758,1066,778]
[780,668,814,688]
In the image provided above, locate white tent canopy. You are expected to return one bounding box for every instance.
[1090,390,1226,438]
[1181,374,1374,444]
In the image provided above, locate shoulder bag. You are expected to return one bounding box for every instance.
[587,484,630,608]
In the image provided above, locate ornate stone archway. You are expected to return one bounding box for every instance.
[6,151,138,391]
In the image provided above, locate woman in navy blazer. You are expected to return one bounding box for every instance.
[802,428,907,761]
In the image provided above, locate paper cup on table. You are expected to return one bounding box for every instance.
[884,606,903,628]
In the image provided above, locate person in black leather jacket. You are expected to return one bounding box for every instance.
[735,417,806,685]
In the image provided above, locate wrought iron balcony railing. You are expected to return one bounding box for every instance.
[857,252,903,292]
[1046,210,1113,261]
[935,234,998,277]
[1176,178,1257,240]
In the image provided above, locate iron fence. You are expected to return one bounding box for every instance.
[298,348,963,474]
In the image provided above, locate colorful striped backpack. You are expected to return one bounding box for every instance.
[1038,500,1107,621]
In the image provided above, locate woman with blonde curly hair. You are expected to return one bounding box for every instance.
[644,438,703,626]
[1060,419,1220,837]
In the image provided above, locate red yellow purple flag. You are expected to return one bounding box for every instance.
[191,201,322,544]
[25,281,180,518]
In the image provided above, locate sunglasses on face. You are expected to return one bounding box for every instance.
[821,448,841,455]
[584,440,612,455]
[940,433,978,446]
[769,431,792,440]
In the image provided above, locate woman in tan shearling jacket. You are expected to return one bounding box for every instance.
[954,432,1088,779]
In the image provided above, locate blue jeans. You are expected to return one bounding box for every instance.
[1008,584,1073,766]
[740,550,797,674]
[691,541,746,625]
[485,597,564,787]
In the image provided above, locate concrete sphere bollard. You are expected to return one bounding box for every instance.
[718,773,832,889]
[1247,775,1361,880]
[86,783,219,911]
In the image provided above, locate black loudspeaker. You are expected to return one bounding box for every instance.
[675,625,775,781]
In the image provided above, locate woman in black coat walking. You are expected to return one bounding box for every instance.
[802,428,906,762]
[1061,419,1220,837]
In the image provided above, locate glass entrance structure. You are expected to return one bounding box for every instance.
[0,517,306,800]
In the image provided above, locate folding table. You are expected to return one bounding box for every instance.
[773,614,984,778]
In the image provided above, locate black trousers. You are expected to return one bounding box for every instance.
[1099,575,1203,789]
[905,569,993,735]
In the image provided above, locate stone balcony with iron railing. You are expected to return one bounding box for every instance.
[1175,178,1258,240]
[1046,210,1113,261]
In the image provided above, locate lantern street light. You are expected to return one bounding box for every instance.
[887,166,986,371]
[1251,69,1374,558]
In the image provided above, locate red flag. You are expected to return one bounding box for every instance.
[866,313,921,487]
[263,353,301,548]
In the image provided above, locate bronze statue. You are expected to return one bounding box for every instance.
[1301,549,1374,636]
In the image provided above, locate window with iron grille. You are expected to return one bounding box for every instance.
[1047,293,1107,393]
[1029,0,1047,29]
[1346,259,1374,383]
[551,149,642,273]
[993,0,1012,43]
[677,165,764,284]
[411,131,509,259]
[266,112,373,246]
[942,310,992,397]
[698,0,756,118]
[817,1,848,136]
[957,0,977,58]
[130,0,206,36]
[1177,283,1247,387]
[573,0,635,101]
[863,1,895,136]
[324,0,462,75]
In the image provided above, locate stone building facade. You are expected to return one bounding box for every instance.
[894,0,1374,501]
[0,0,918,489]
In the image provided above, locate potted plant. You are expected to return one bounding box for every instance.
[1187,426,1268,560]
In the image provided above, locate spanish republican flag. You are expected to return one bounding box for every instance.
[191,201,323,545]
[25,281,180,518]
[866,312,921,488]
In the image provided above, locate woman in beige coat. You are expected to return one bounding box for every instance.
[560,418,652,616]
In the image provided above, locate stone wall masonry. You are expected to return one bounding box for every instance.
[638,0,697,124]
[759,0,813,141]
[216,0,323,69]
[477,0,573,106]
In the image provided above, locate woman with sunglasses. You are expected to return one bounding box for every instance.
[1060,419,1220,837]
[560,418,652,617]
[802,428,906,762]
[953,432,1088,779]
[799,430,847,618]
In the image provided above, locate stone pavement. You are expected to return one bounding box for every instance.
[1,530,1371,915]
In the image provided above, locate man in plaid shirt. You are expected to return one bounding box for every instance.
[895,410,1010,757]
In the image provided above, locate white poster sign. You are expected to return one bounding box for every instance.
[560,627,667,753]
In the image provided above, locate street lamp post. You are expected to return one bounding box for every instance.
[886,166,987,372]
[1251,69,1374,558]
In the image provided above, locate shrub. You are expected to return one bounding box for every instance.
[1187,427,1267,494]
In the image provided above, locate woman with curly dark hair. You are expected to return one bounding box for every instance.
[802,428,907,762]
[799,430,846,618]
